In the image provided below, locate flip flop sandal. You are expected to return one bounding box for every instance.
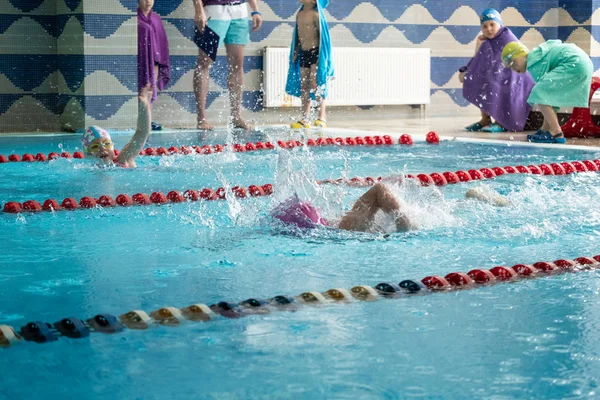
[290,120,310,129]
[526,131,566,144]
[313,119,327,128]
[481,123,507,133]
[465,122,484,131]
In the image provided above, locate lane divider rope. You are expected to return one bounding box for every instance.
[0,134,421,164]
[3,156,600,214]
[2,184,274,214]
[316,158,600,188]
[1,253,598,348]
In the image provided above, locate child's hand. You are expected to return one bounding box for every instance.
[195,11,208,31]
[458,71,465,83]
[251,13,262,32]
[477,34,487,42]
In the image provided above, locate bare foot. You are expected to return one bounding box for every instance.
[478,116,492,126]
[197,120,214,131]
[232,118,253,131]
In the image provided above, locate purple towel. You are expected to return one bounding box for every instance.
[463,27,535,132]
[138,8,171,103]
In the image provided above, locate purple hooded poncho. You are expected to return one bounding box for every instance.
[138,8,171,103]
[463,26,535,131]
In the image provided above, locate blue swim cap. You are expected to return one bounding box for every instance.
[480,8,503,26]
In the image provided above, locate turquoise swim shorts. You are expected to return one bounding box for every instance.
[206,18,250,47]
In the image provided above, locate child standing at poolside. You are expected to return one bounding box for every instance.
[286,0,334,129]
[502,40,594,143]
[138,0,170,130]
[459,8,534,133]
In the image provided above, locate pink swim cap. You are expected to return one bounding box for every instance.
[271,197,328,229]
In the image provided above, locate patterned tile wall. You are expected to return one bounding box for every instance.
[1,0,599,132]
[0,0,136,132]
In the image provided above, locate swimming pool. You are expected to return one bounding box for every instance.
[2,130,600,399]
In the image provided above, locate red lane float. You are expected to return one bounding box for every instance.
[421,275,450,289]
[399,134,413,145]
[22,200,42,212]
[444,272,474,287]
[455,171,472,182]
[429,173,447,186]
[98,195,116,207]
[492,167,506,176]
[426,131,440,144]
[62,198,78,210]
[42,199,61,211]
[512,264,538,276]
[3,202,22,213]
[443,172,460,184]
[467,269,496,283]
[79,197,97,208]
[489,266,517,281]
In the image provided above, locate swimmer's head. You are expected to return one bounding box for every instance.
[502,42,529,73]
[82,126,115,164]
[480,8,502,39]
[272,196,328,229]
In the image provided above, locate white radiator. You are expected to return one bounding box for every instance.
[263,47,431,108]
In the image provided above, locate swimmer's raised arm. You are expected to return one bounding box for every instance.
[116,84,153,167]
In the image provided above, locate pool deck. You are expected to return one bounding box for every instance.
[326,113,600,148]
[3,110,600,148]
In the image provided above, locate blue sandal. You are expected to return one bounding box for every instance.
[481,123,507,133]
[465,122,484,131]
[526,131,566,144]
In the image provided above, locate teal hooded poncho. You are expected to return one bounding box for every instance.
[285,0,334,99]
[526,40,594,108]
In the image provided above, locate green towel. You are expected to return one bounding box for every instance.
[526,40,594,108]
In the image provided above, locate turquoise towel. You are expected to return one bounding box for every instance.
[285,0,334,99]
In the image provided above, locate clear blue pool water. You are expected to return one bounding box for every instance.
[2,130,600,399]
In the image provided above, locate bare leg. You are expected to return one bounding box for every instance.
[338,183,414,232]
[479,111,492,126]
[308,64,326,122]
[153,65,159,96]
[194,50,214,130]
[318,98,326,121]
[225,44,252,130]
[299,67,311,122]
[537,104,563,137]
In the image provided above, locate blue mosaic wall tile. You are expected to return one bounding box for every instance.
[2,0,600,131]
[7,0,45,12]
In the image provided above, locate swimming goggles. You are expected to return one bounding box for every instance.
[88,139,114,152]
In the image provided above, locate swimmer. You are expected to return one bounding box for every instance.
[273,183,510,233]
[81,84,152,168]
[273,183,415,233]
